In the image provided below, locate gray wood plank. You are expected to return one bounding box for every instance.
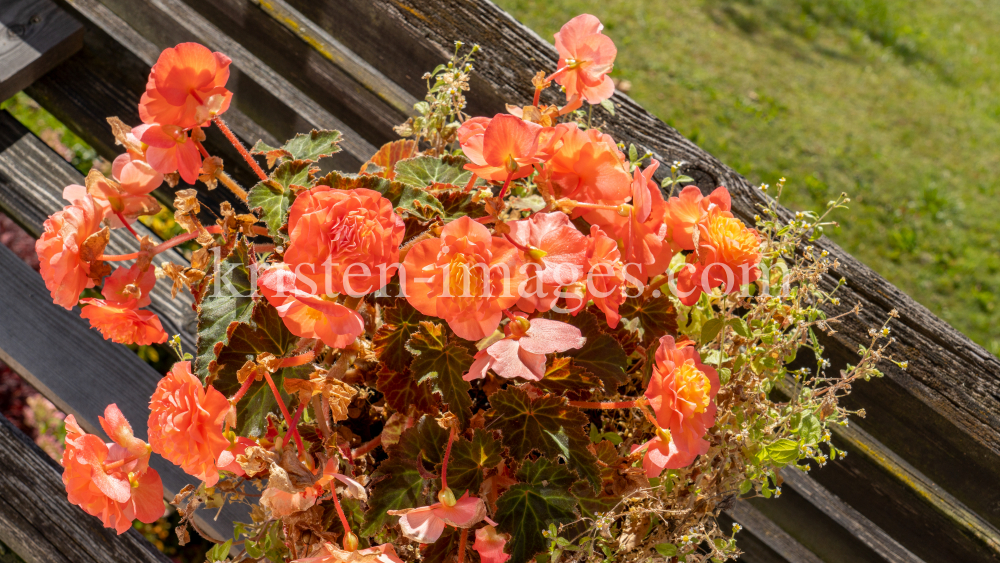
[0,412,169,563]
[727,502,824,563]
[0,218,240,542]
[0,109,196,350]
[0,0,83,101]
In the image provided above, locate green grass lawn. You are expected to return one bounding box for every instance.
[495,0,1000,355]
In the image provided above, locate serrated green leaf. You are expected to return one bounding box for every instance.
[406,322,475,428]
[394,155,471,189]
[373,301,427,373]
[195,241,255,381]
[362,417,444,536]
[361,139,419,180]
[486,387,601,490]
[319,171,444,221]
[618,292,679,346]
[534,356,603,393]
[447,429,502,495]
[211,302,303,437]
[207,540,233,562]
[281,130,342,162]
[495,458,579,563]
[553,311,628,388]
[729,318,751,338]
[271,160,311,190]
[422,527,463,563]
[375,366,438,414]
[247,181,294,243]
[799,413,822,446]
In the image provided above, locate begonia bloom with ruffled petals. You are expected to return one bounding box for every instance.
[388,492,487,543]
[664,185,732,251]
[134,123,203,184]
[36,195,105,309]
[148,361,231,486]
[64,167,162,229]
[62,405,163,534]
[675,209,761,305]
[566,225,627,328]
[536,123,629,226]
[292,542,405,563]
[474,525,511,563]
[553,14,617,112]
[631,432,698,478]
[139,42,233,129]
[80,301,169,345]
[258,265,365,349]
[284,186,404,297]
[508,212,587,313]
[641,336,720,472]
[403,216,525,341]
[461,114,543,183]
[80,264,167,345]
[464,314,585,382]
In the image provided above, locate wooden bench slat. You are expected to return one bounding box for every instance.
[726,502,824,563]
[0,110,196,350]
[0,0,83,102]
[0,414,169,563]
[0,242,241,541]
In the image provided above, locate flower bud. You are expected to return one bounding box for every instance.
[438,487,457,507]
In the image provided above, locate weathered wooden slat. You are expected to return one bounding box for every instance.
[249,0,418,118]
[0,233,240,541]
[726,502,824,563]
[292,0,1000,531]
[0,0,83,102]
[0,414,169,563]
[0,110,196,350]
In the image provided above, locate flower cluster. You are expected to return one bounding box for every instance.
[38,13,890,563]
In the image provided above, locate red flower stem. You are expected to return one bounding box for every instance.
[278,351,315,368]
[568,200,623,212]
[457,529,468,563]
[351,434,382,458]
[568,400,638,410]
[463,173,479,193]
[115,211,140,238]
[263,370,305,456]
[532,86,542,107]
[99,225,224,261]
[498,172,514,199]
[331,489,353,545]
[213,116,268,181]
[194,139,212,159]
[282,402,308,448]
[502,232,530,252]
[230,375,256,406]
[441,426,457,491]
[545,66,569,83]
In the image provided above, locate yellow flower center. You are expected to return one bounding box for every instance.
[675,360,711,414]
[705,214,758,259]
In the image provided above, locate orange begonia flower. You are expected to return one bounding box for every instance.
[675,208,762,305]
[284,186,405,297]
[507,211,587,313]
[133,124,203,185]
[537,123,630,227]
[148,361,231,487]
[464,313,586,382]
[36,195,105,309]
[80,264,168,346]
[64,164,162,229]
[474,525,512,563]
[460,114,543,183]
[139,42,233,129]
[566,225,627,329]
[258,265,365,349]
[637,336,720,475]
[293,543,405,563]
[553,14,617,112]
[402,216,525,341]
[388,491,488,543]
[62,405,163,534]
[664,185,733,251]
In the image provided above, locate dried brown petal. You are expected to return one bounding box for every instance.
[198,156,223,190]
[106,117,143,154]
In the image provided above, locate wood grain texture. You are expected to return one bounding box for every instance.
[0,414,169,563]
[727,502,824,563]
[0,0,83,101]
[0,110,196,350]
[0,241,242,541]
[295,0,1000,530]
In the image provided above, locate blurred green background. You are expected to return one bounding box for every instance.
[496,0,1000,355]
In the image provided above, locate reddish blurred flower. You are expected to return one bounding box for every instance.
[36,195,105,309]
[139,42,233,129]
